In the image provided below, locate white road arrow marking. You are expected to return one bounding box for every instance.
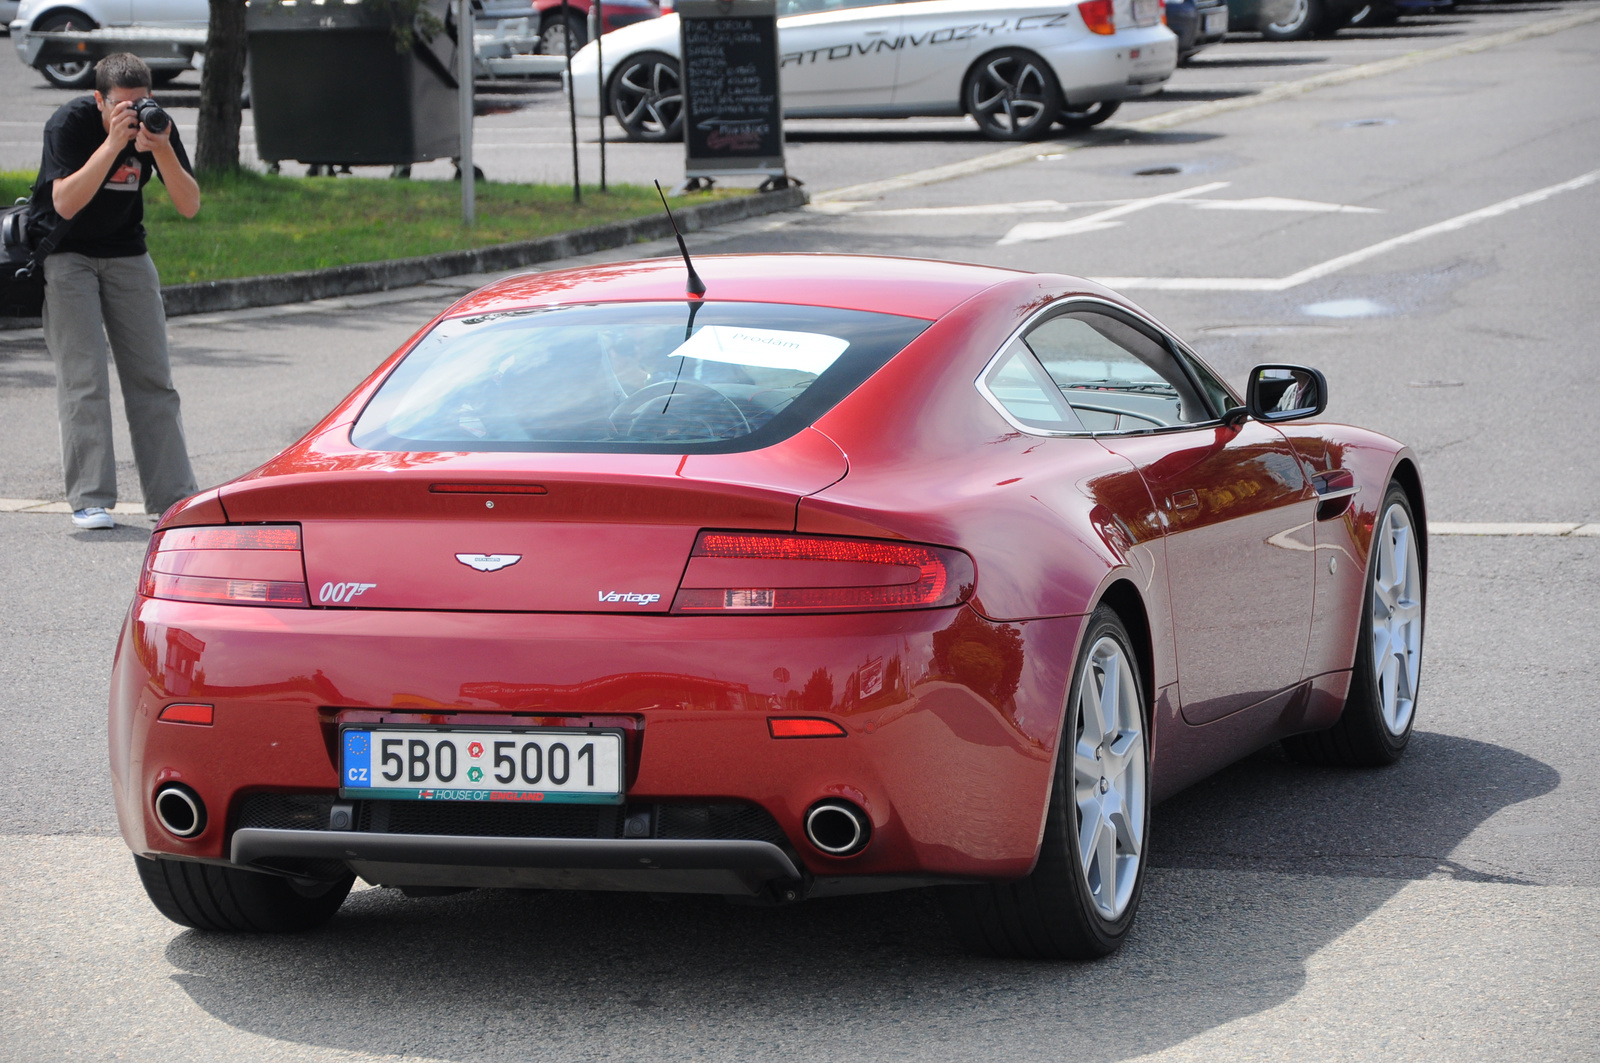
[1093,169,1600,291]
[997,182,1231,245]
[1188,196,1380,213]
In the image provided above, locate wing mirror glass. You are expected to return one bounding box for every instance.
[1245,364,1327,423]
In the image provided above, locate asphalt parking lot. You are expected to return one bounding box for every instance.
[1,5,1598,1060]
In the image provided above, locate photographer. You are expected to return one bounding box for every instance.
[33,52,200,531]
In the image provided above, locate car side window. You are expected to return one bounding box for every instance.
[1023,311,1214,432]
[1172,342,1239,416]
[981,338,1087,433]
[778,0,888,14]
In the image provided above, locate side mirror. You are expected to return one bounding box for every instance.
[1245,364,1327,423]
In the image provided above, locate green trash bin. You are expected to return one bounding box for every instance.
[247,0,461,167]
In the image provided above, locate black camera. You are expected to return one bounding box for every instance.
[132,98,171,136]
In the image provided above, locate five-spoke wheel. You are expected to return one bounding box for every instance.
[941,605,1150,959]
[1284,481,1425,766]
[609,52,685,142]
[963,49,1061,141]
[36,12,98,89]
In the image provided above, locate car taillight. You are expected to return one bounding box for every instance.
[1160,0,1167,24]
[139,525,309,607]
[1080,0,1116,34]
[671,531,974,614]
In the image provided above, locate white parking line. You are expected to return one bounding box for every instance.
[1431,523,1599,537]
[1092,170,1600,291]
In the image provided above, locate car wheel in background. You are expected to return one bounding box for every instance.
[539,12,587,57]
[963,49,1062,141]
[942,605,1150,959]
[1283,482,1424,767]
[608,51,684,142]
[1347,2,1401,25]
[1057,99,1121,131]
[35,12,98,89]
[134,853,355,932]
[1260,0,1325,40]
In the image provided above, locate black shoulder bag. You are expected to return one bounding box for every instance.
[0,199,75,319]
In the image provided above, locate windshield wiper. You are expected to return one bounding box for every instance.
[1064,380,1176,394]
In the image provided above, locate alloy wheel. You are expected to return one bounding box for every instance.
[39,15,96,89]
[967,53,1057,140]
[610,55,684,141]
[1071,635,1146,920]
[1370,503,1423,736]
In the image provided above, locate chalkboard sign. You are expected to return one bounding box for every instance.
[678,0,787,180]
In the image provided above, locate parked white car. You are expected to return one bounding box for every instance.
[10,0,206,88]
[571,0,1177,141]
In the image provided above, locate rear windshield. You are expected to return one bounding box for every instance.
[351,301,931,453]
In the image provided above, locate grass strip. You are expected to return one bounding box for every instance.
[0,171,728,285]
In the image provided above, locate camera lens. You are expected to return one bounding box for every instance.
[133,99,170,136]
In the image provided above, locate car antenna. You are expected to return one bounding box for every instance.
[655,180,707,298]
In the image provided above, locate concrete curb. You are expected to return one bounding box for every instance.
[155,186,807,318]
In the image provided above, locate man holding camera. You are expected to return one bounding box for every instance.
[33,52,200,530]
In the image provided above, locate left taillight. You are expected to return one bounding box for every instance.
[671,531,975,615]
[139,525,309,608]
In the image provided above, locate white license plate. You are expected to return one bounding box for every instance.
[1203,9,1228,34]
[340,728,624,804]
[1133,0,1161,24]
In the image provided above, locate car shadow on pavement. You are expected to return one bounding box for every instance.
[164,731,1555,1062]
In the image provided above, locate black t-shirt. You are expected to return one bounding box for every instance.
[30,95,193,258]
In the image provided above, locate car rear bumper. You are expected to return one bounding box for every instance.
[112,596,1081,891]
[1048,27,1179,106]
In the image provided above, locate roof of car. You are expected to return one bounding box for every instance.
[445,253,1031,322]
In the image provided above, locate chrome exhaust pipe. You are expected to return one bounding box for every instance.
[804,800,871,856]
[154,784,206,838]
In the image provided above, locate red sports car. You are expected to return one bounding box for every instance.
[113,254,1425,959]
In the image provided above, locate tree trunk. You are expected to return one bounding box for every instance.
[195,0,248,175]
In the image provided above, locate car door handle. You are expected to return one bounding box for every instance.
[1170,489,1199,511]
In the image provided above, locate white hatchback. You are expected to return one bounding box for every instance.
[571,0,1177,141]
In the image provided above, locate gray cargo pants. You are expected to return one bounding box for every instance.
[43,251,197,514]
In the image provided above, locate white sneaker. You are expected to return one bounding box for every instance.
[71,507,115,530]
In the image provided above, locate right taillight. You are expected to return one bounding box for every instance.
[671,531,975,614]
[139,525,309,607]
[1080,0,1116,34]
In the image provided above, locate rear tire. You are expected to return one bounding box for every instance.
[35,12,98,89]
[1283,482,1424,767]
[134,854,354,932]
[963,49,1061,141]
[941,606,1150,959]
[608,52,684,142]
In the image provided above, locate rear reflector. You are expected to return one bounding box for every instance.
[429,483,548,495]
[672,531,974,614]
[140,524,310,608]
[769,717,848,739]
[158,703,214,726]
[1080,0,1115,33]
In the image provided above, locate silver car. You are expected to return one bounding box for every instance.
[571,0,1177,141]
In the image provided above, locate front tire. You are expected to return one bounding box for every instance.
[1260,0,1326,40]
[942,606,1150,959]
[134,854,354,932]
[35,12,98,89]
[608,52,684,142]
[963,49,1061,141]
[1283,482,1424,767]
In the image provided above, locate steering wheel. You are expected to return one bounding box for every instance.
[609,380,751,440]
